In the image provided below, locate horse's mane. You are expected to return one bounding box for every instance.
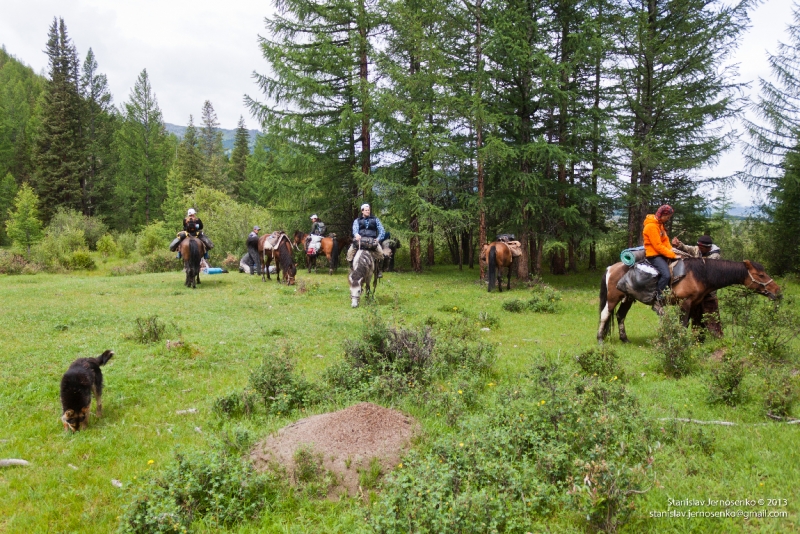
[682,258,753,288]
[350,249,373,281]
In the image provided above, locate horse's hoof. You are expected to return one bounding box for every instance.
[620,337,629,344]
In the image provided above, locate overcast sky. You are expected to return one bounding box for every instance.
[0,0,795,206]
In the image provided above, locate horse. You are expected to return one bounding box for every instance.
[381,238,401,272]
[598,259,781,343]
[179,235,205,288]
[292,231,340,274]
[258,232,297,285]
[349,246,377,308]
[480,241,515,292]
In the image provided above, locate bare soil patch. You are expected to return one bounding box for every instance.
[250,402,416,498]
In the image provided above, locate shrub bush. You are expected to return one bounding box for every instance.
[96,234,117,258]
[137,222,170,256]
[119,450,280,533]
[721,289,800,361]
[66,249,96,270]
[653,304,697,377]
[527,283,562,313]
[575,345,620,378]
[0,250,28,274]
[707,352,746,406]
[370,363,655,533]
[47,208,107,249]
[142,251,181,273]
[133,315,167,344]
[212,390,257,418]
[764,367,798,418]
[248,348,313,415]
[115,231,137,258]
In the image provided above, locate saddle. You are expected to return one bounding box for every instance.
[263,231,287,250]
[616,258,687,304]
[358,237,379,250]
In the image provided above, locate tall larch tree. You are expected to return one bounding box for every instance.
[199,100,227,192]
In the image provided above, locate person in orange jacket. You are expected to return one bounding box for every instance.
[643,204,676,314]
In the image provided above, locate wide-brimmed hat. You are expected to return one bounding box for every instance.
[697,235,713,246]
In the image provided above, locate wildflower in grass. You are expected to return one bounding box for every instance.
[459,442,464,447]
[458,390,463,394]
[147,459,154,465]
[488,382,495,387]
[398,463,403,468]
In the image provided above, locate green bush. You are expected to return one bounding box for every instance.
[115,231,137,258]
[137,221,170,256]
[707,352,746,406]
[212,390,257,418]
[248,347,313,415]
[119,450,280,533]
[721,289,800,361]
[66,249,96,270]
[502,299,526,313]
[575,345,620,378]
[0,250,28,274]
[133,315,166,344]
[370,363,655,533]
[96,234,117,257]
[653,304,697,378]
[47,208,108,249]
[527,283,562,313]
[764,367,798,418]
[142,251,181,273]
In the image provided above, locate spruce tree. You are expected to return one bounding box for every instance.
[114,69,173,229]
[229,116,249,198]
[32,18,85,223]
[80,48,117,217]
[176,115,203,192]
[199,100,227,192]
[744,5,800,272]
[5,182,43,258]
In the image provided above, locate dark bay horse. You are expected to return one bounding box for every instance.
[598,259,781,343]
[292,231,340,274]
[349,246,377,308]
[179,236,205,288]
[258,232,296,285]
[480,242,515,292]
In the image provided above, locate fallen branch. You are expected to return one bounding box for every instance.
[766,413,800,424]
[0,459,29,467]
[659,418,735,426]
[176,408,197,415]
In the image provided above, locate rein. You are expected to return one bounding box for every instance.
[746,270,775,291]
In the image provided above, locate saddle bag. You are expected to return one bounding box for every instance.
[616,262,659,304]
[358,237,379,250]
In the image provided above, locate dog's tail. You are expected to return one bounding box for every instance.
[96,350,114,366]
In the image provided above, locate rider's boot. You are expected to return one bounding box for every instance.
[376,262,383,278]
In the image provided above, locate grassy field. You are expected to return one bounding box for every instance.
[0,260,798,533]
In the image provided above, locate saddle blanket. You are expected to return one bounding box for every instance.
[307,234,322,254]
[263,231,288,250]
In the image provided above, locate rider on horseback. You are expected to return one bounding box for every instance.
[306,214,326,255]
[643,204,675,315]
[347,203,385,278]
[170,208,214,259]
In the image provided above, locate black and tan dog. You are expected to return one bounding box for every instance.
[60,350,114,432]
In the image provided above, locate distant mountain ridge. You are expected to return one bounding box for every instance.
[164,123,260,153]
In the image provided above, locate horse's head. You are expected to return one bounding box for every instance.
[293,231,306,246]
[743,260,781,300]
[349,273,363,308]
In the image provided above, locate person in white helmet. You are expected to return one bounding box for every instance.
[346,203,385,277]
[170,208,214,258]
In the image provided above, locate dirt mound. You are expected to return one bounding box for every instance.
[250,402,416,497]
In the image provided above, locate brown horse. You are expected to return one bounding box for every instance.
[259,232,296,285]
[292,231,340,274]
[480,242,515,292]
[598,259,781,343]
[179,236,205,288]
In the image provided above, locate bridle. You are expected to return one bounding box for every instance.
[745,270,777,298]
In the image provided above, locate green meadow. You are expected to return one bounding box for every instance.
[0,263,798,533]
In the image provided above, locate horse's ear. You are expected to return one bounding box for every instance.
[743,260,752,269]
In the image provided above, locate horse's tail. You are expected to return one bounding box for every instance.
[189,237,201,272]
[488,245,497,292]
[331,237,339,271]
[279,239,295,275]
[599,268,608,313]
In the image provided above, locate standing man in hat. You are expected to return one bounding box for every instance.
[246,225,261,275]
[672,234,723,336]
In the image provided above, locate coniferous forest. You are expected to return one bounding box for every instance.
[1,3,800,274]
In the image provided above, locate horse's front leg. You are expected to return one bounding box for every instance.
[680,299,694,328]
